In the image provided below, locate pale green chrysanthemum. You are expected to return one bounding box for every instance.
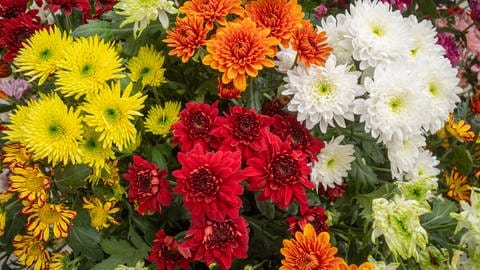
[367,256,399,270]
[114,261,148,270]
[56,35,125,99]
[115,0,178,38]
[79,127,115,172]
[5,93,83,165]
[15,26,73,85]
[418,246,450,270]
[82,82,146,151]
[372,196,429,261]
[397,176,437,210]
[144,101,181,136]
[127,45,166,87]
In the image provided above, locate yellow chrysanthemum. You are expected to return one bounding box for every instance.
[4,104,31,143]
[83,196,120,230]
[445,167,472,203]
[5,93,83,165]
[0,209,5,237]
[56,35,124,99]
[15,27,73,85]
[127,45,166,87]
[79,127,115,172]
[22,202,77,241]
[0,191,14,204]
[445,113,475,142]
[12,234,50,270]
[49,252,69,270]
[144,101,181,136]
[2,143,32,166]
[82,82,146,151]
[8,165,50,206]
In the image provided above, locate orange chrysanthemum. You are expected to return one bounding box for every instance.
[245,0,304,47]
[8,165,50,206]
[2,143,32,167]
[179,0,244,28]
[217,77,241,99]
[280,223,344,270]
[335,261,375,270]
[202,17,278,91]
[445,166,471,203]
[445,113,475,142]
[291,20,332,67]
[163,16,211,63]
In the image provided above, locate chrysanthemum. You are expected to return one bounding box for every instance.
[2,143,32,166]
[12,234,50,270]
[310,136,355,190]
[8,165,50,206]
[318,183,346,203]
[335,261,375,270]
[15,26,73,85]
[212,106,273,159]
[55,35,124,99]
[126,45,166,87]
[386,134,425,180]
[115,0,177,37]
[171,101,219,152]
[345,0,414,70]
[275,45,297,73]
[405,149,440,181]
[147,230,192,270]
[280,223,344,270]
[217,77,242,99]
[283,54,363,132]
[179,0,244,28]
[437,33,460,67]
[44,0,91,16]
[49,252,70,270]
[319,14,354,65]
[245,0,304,47]
[82,82,146,151]
[372,196,428,261]
[286,206,329,234]
[290,20,332,67]
[397,176,437,210]
[163,15,211,63]
[0,14,43,62]
[173,144,245,221]
[79,127,115,172]
[0,78,31,99]
[123,156,172,214]
[22,202,77,241]
[406,16,444,59]
[202,17,279,91]
[82,196,120,230]
[245,132,313,210]
[445,113,475,142]
[144,101,181,136]
[445,167,472,203]
[0,0,30,19]
[182,215,249,270]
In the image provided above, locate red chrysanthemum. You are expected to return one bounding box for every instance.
[261,96,290,117]
[290,20,332,67]
[0,0,29,19]
[318,183,346,203]
[147,230,192,270]
[286,206,329,235]
[44,0,91,16]
[163,15,211,63]
[0,14,43,62]
[123,156,172,214]
[182,215,249,270]
[0,60,11,77]
[212,106,273,158]
[171,101,219,153]
[271,113,324,161]
[245,131,313,210]
[217,77,242,99]
[172,144,245,222]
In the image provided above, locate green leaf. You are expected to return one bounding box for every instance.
[256,200,275,220]
[0,104,15,113]
[54,164,90,193]
[71,20,116,39]
[421,199,458,230]
[361,140,385,164]
[92,236,150,270]
[417,0,439,18]
[451,144,473,175]
[67,225,103,261]
[151,145,168,170]
[349,148,379,192]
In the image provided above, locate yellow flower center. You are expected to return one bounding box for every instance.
[29,242,44,257]
[25,175,47,192]
[428,83,438,96]
[326,158,336,169]
[39,49,52,60]
[388,97,403,112]
[90,208,107,228]
[39,205,61,224]
[315,80,334,96]
[48,123,64,138]
[371,25,385,37]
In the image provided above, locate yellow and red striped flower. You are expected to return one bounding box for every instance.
[8,165,50,206]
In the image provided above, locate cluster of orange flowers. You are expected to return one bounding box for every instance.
[163,0,332,98]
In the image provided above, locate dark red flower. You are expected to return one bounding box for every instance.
[0,0,29,19]
[172,101,219,153]
[217,77,241,99]
[318,183,346,203]
[147,230,192,270]
[437,32,460,67]
[123,156,172,214]
[182,216,249,270]
[212,106,273,158]
[0,14,43,62]
[261,96,289,117]
[0,61,11,77]
[271,113,324,161]
[286,206,329,235]
[87,0,116,19]
[245,131,313,210]
[172,144,245,222]
[44,0,90,16]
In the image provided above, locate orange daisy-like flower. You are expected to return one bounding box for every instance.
[179,0,244,28]
[291,20,332,67]
[12,234,50,270]
[8,165,50,206]
[445,113,475,142]
[2,143,32,166]
[203,17,279,91]
[335,261,375,270]
[22,202,77,241]
[280,223,344,270]
[163,16,211,63]
[245,0,304,47]
[445,167,472,203]
[217,77,242,99]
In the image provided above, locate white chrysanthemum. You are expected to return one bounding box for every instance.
[386,134,425,180]
[274,45,297,73]
[346,0,414,70]
[310,135,355,190]
[406,15,444,59]
[318,14,353,64]
[372,196,429,261]
[353,61,427,143]
[414,55,461,133]
[405,149,440,182]
[283,55,363,132]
